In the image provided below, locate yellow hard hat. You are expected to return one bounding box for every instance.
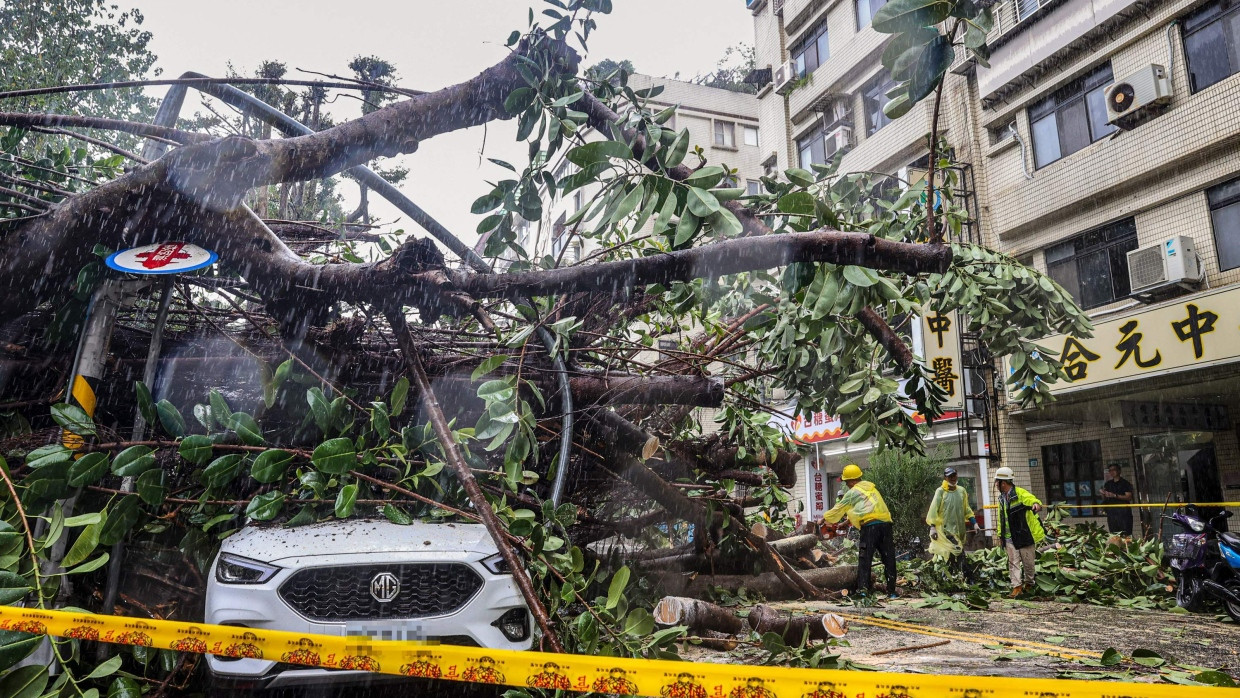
[841,464,863,480]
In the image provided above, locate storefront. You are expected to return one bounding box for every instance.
[1007,286,1240,534]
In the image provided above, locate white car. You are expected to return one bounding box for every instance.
[204,518,532,691]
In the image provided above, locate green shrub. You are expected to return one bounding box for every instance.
[862,446,951,553]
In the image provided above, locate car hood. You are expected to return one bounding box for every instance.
[221,519,497,563]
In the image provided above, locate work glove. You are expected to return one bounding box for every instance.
[967,517,977,530]
[929,526,938,540]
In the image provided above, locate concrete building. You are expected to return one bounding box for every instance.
[745,0,1240,533]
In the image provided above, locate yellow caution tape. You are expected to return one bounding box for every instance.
[981,502,1240,510]
[1,605,1233,697]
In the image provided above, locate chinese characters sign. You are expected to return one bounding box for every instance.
[1023,288,1240,395]
[922,309,965,410]
[806,461,829,520]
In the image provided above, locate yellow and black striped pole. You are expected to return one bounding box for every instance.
[61,281,122,450]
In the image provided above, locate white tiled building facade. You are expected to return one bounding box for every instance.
[746,0,1240,533]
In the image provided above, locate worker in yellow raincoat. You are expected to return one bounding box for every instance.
[925,466,978,581]
[823,464,896,599]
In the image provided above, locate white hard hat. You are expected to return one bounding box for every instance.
[994,466,1015,481]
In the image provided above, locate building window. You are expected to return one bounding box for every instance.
[1042,441,1104,516]
[714,120,735,148]
[862,72,897,136]
[1208,176,1240,270]
[791,20,830,76]
[743,125,759,147]
[856,0,888,28]
[797,125,827,168]
[1183,0,1240,93]
[1029,64,1116,169]
[1045,217,1139,309]
[746,179,762,195]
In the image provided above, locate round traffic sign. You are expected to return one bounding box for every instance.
[105,242,218,275]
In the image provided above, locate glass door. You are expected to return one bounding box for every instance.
[1132,432,1222,540]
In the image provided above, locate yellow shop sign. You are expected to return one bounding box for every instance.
[1018,286,1240,396]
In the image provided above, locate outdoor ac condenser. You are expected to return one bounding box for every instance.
[1105,64,1172,128]
[1126,235,1202,294]
[774,60,797,95]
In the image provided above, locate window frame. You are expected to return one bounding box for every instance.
[1208,176,1240,270]
[713,120,736,148]
[791,19,830,76]
[1045,217,1139,310]
[743,125,759,147]
[1042,440,1105,517]
[862,72,897,136]
[1028,63,1116,169]
[1182,0,1240,93]
[856,0,888,29]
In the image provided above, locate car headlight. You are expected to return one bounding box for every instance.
[215,553,280,584]
[1188,519,1205,532]
[492,608,529,642]
[481,552,511,575]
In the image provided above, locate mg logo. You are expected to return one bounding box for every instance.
[369,572,400,603]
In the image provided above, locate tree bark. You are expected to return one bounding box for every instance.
[653,596,744,635]
[747,604,847,642]
[651,565,858,599]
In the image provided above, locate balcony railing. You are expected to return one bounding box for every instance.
[990,0,1057,40]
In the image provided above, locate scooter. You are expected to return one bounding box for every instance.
[1164,507,1240,622]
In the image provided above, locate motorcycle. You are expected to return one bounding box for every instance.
[1164,507,1240,622]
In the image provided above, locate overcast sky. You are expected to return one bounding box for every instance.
[128,0,754,252]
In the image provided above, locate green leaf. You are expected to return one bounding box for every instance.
[785,168,816,187]
[312,438,356,475]
[1099,647,1122,666]
[909,34,955,102]
[135,468,165,506]
[307,388,333,434]
[246,491,286,521]
[662,129,690,168]
[470,356,506,381]
[684,166,727,189]
[673,211,700,246]
[383,503,412,525]
[134,382,157,426]
[882,26,940,74]
[107,676,142,698]
[26,444,72,469]
[390,376,410,415]
[229,412,265,446]
[84,655,123,680]
[67,452,109,487]
[98,495,140,546]
[606,565,630,610]
[685,187,720,218]
[609,183,645,227]
[883,89,913,119]
[0,571,32,605]
[0,630,40,672]
[178,434,214,465]
[51,403,95,437]
[842,265,879,287]
[565,140,633,167]
[155,400,185,437]
[62,521,101,568]
[777,191,816,216]
[1131,648,1165,667]
[1193,671,1237,687]
[709,208,743,238]
[503,87,536,115]
[250,449,293,484]
[110,445,156,477]
[335,483,359,518]
[0,664,48,698]
[872,0,953,34]
[200,454,244,490]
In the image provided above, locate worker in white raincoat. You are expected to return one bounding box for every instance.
[925,467,977,581]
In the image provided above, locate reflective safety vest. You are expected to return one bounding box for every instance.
[823,480,892,528]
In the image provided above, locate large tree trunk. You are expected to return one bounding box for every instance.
[747,604,847,642]
[653,597,745,635]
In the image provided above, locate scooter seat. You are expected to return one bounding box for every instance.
[1220,531,1240,551]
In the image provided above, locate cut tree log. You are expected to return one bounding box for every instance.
[747,604,847,643]
[652,565,859,599]
[750,521,786,542]
[768,534,818,557]
[653,597,745,635]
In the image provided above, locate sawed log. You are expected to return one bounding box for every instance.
[747,604,847,643]
[653,596,745,635]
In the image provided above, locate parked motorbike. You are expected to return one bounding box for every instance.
[1164,508,1240,622]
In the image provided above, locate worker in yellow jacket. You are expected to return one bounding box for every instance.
[926,466,978,581]
[823,464,896,598]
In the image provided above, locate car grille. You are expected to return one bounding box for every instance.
[278,563,483,621]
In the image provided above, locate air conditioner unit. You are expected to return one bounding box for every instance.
[774,60,798,95]
[825,125,852,156]
[1126,235,1202,295]
[1105,64,1172,128]
[746,0,768,11]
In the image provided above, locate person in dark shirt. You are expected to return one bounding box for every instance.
[1101,464,1134,536]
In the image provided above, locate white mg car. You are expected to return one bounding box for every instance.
[204,518,532,691]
